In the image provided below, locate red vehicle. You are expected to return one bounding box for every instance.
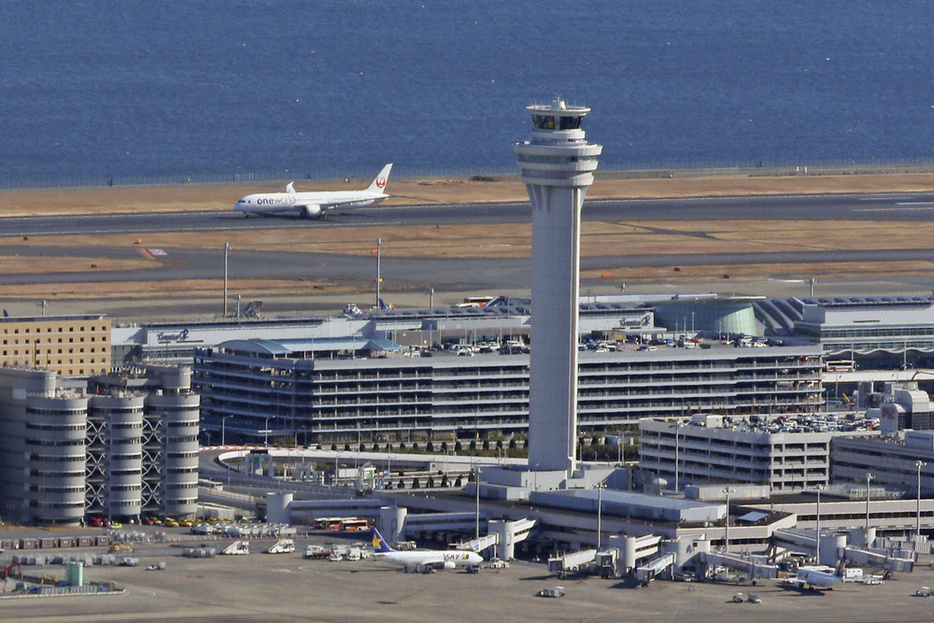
[312,517,370,532]
[341,519,370,532]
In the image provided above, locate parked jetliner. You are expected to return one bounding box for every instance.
[370,527,483,573]
[234,163,392,218]
[778,560,846,591]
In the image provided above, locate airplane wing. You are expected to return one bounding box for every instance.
[318,200,351,211]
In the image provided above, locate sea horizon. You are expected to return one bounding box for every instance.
[3,1,934,187]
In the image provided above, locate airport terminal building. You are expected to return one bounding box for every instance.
[193,339,823,444]
[756,295,934,369]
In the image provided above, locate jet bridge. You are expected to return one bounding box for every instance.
[548,549,597,578]
[770,528,915,572]
[699,551,779,581]
[454,534,499,554]
[635,553,675,586]
[453,517,536,560]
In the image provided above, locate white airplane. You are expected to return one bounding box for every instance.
[234,163,393,219]
[778,559,846,591]
[370,527,484,573]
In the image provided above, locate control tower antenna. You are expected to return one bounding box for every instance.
[514,96,602,475]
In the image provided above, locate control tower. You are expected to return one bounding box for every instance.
[515,97,602,474]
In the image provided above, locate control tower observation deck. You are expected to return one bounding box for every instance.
[514,98,602,475]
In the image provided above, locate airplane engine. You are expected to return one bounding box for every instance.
[443,561,456,570]
[302,205,323,218]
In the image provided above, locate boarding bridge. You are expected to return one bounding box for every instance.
[635,553,675,586]
[771,528,915,572]
[608,534,662,574]
[845,545,915,572]
[489,518,535,560]
[454,534,499,554]
[699,552,779,580]
[597,549,619,578]
[548,549,597,578]
[453,518,537,560]
[875,534,930,556]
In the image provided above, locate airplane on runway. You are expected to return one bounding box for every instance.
[777,559,846,591]
[234,163,392,218]
[370,527,484,573]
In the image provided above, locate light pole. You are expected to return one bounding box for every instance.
[375,238,382,309]
[221,415,232,446]
[356,422,361,468]
[865,472,874,530]
[918,461,927,543]
[673,421,682,492]
[722,487,734,553]
[815,485,823,564]
[596,483,605,551]
[223,242,230,316]
[475,464,482,541]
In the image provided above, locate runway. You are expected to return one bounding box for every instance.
[5,191,934,239]
[1,191,934,319]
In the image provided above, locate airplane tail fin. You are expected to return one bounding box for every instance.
[366,163,393,194]
[371,527,394,553]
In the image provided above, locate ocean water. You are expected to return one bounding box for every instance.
[2,1,934,185]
